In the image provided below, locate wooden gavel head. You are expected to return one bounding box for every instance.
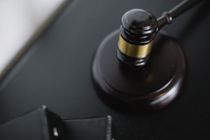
[118,9,158,66]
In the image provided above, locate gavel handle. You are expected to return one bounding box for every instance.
[157,0,205,29]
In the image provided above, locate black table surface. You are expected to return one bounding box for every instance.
[0,0,210,139]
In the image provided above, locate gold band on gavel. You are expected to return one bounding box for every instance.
[118,36,153,58]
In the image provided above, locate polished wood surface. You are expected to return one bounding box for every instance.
[92,30,186,110]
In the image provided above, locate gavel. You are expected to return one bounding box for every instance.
[118,0,202,66]
[92,0,205,111]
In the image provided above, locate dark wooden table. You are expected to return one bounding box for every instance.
[0,0,210,139]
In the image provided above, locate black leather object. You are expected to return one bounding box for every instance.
[0,107,113,140]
